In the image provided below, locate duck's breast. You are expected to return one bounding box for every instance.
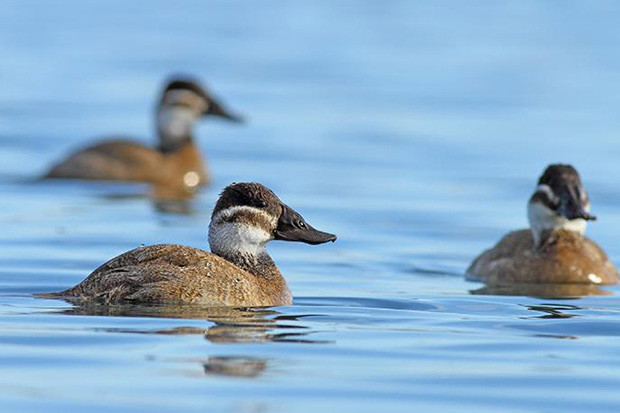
[160,142,209,188]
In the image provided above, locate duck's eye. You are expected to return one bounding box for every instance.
[256,199,268,208]
[298,221,306,228]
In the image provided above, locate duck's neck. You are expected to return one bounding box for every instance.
[208,216,282,279]
[156,106,197,153]
[223,251,282,280]
[217,249,291,306]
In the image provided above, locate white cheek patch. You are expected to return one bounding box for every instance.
[209,221,270,257]
[528,200,587,245]
[157,106,198,145]
[528,200,556,231]
[208,206,276,257]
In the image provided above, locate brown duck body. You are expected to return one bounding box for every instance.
[45,140,208,188]
[42,182,337,307]
[52,244,292,307]
[467,229,619,285]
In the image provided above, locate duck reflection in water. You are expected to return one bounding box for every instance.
[202,356,267,379]
[470,283,611,299]
[56,303,331,344]
[53,303,330,379]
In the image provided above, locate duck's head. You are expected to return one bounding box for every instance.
[527,164,596,245]
[156,77,242,152]
[208,182,337,259]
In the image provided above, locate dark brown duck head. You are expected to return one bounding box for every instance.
[156,77,243,153]
[527,164,596,245]
[208,182,336,260]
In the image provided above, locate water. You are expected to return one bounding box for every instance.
[2,1,620,411]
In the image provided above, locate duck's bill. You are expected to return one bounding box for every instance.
[205,100,244,123]
[275,205,337,245]
[559,191,597,221]
[275,225,337,245]
[563,208,597,221]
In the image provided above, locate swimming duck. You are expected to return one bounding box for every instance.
[45,182,337,307]
[467,164,619,285]
[45,77,242,190]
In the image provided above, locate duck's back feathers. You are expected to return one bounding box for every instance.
[45,139,208,188]
[45,139,161,182]
[51,244,292,307]
[467,229,619,285]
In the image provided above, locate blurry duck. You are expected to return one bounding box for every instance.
[45,77,242,190]
[467,164,619,285]
[43,182,336,307]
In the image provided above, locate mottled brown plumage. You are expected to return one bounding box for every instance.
[55,244,292,306]
[42,182,337,307]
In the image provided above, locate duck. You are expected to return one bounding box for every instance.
[43,182,337,307]
[467,164,619,285]
[44,77,242,190]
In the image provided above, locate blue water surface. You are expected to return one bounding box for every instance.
[1,1,620,412]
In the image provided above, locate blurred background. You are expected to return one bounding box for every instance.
[2,1,620,280]
[1,1,620,412]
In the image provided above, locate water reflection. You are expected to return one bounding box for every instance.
[470,283,612,299]
[532,334,578,340]
[46,301,327,380]
[508,304,583,340]
[42,179,199,215]
[53,301,330,344]
[98,183,198,214]
[202,356,267,378]
[523,303,581,319]
[150,184,197,214]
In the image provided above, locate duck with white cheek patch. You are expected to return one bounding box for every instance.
[467,164,619,285]
[41,183,336,307]
[45,77,242,190]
